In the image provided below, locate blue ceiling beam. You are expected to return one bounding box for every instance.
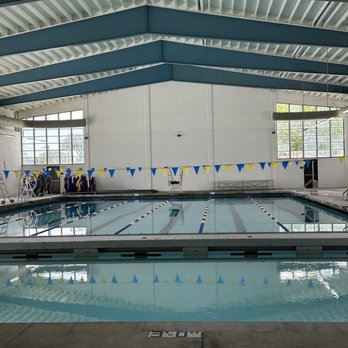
[172,65,348,95]
[1,41,346,87]
[0,64,347,107]
[149,7,348,48]
[0,6,347,58]
[0,65,172,106]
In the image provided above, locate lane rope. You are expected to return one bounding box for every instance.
[250,198,289,232]
[198,198,213,233]
[114,201,169,234]
[32,200,129,236]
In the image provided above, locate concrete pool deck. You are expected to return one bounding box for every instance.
[1,322,348,347]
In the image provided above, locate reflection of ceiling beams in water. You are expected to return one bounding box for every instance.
[91,202,153,234]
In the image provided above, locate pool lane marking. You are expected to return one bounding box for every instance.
[250,198,289,232]
[32,200,129,236]
[198,199,213,233]
[0,202,89,226]
[114,201,169,234]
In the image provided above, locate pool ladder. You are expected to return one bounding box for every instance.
[304,179,318,195]
[0,172,14,204]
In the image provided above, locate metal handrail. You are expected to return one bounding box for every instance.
[342,189,348,201]
[304,179,318,195]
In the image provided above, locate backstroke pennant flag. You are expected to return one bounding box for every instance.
[259,162,266,170]
[225,164,231,172]
[247,163,254,171]
[267,162,272,168]
[97,168,105,177]
[237,164,244,172]
[339,157,345,165]
[138,167,143,172]
[304,159,311,168]
[151,168,157,176]
[24,170,31,176]
[108,169,115,178]
[66,168,72,177]
[194,166,200,174]
[183,166,189,174]
[129,168,136,176]
[214,165,221,173]
[87,169,94,177]
[172,167,179,176]
[14,170,20,178]
[162,168,168,176]
[204,165,211,174]
[3,170,9,179]
[282,161,289,169]
[271,162,279,169]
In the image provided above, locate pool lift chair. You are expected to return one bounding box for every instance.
[17,172,37,201]
[168,167,183,193]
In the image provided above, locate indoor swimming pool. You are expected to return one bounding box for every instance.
[0,195,347,237]
[1,259,348,322]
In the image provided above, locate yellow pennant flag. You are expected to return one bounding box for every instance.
[77,170,83,176]
[247,163,255,171]
[204,165,211,174]
[97,169,105,177]
[339,157,345,165]
[225,164,231,172]
[272,162,279,169]
[183,166,189,174]
[55,169,61,177]
[162,168,168,176]
[33,170,40,177]
[13,170,20,178]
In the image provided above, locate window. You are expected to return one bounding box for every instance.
[276,104,344,159]
[22,110,85,165]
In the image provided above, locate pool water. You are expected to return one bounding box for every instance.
[1,259,348,322]
[0,196,347,237]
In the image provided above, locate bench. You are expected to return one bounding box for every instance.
[213,180,273,191]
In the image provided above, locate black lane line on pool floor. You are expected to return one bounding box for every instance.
[0,202,90,227]
[114,201,169,234]
[250,198,289,232]
[198,199,213,233]
[32,200,129,236]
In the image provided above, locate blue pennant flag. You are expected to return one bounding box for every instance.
[217,276,224,284]
[305,160,311,168]
[111,275,118,284]
[132,275,138,283]
[89,276,96,284]
[66,168,72,177]
[282,161,289,169]
[268,162,272,168]
[68,277,74,285]
[24,170,31,176]
[295,161,300,166]
[153,275,159,283]
[138,167,142,172]
[259,162,266,170]
[47,277,53,285]
[172,167,179,176]
[104,167,108,172]
[237,164,244,172]
[126,167,130,172]
[44,169,51,178]
[129,168,136,177]
[151,168,157,176]
[193,166,200,174]
[214,165,221,173]
[3,170,9,179]
[196,275,202,284]
[87,169,94,177]
[175,274,182,283]
[108,169,115,178]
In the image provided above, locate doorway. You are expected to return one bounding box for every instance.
[303,159,318,188]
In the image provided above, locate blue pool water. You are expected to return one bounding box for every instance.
[1,259,348,322]
[0,195,347,237]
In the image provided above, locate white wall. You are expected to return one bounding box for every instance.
[17,83,348,191]
[0,108,21,196]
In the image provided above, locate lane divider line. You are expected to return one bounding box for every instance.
[32,200,129,236]
[198,199,213,233]
[250,198,289,232]
[0,202,89,226]
[114,201,169,235]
